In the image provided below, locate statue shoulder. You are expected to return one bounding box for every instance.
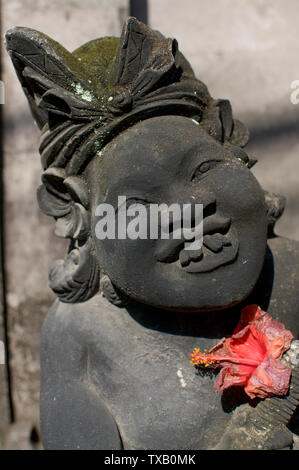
[266,236,299,334]
[268,235,299,277]
[40,294,122,378]
[268,235,299,256]
[41,294,117,345]
[40,295,122,450]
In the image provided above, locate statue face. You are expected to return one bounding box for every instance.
[91,115,268,311]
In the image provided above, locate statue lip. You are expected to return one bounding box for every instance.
[182,232,239,273]
[155,214,235,271]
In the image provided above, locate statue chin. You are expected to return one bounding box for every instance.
[104,256,267,313]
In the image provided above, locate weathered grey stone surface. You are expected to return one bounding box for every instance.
[6,13,297,449]
[149,0,299,241]
[1,0,299,449]
[1,0,128,444]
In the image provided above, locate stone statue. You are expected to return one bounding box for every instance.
[5,17,299,450]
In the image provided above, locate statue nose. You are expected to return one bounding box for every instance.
[158,194,216,234]
[182,194,216,225]
[154,194,229,264]
[188,194,231,237]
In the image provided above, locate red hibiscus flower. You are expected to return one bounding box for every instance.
[190,305,293,399]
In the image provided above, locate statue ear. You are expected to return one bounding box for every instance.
[264,190,286,238]
[36,167,100,303]
[5,27,100,130]
[49,238,99,303]
[216,99,250,148]
[37,167,89,239]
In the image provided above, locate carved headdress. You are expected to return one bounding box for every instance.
[6,17,249,171]
[5,18,272,303]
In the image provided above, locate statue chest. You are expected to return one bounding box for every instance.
[84,305,232,450]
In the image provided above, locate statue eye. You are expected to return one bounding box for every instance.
[192,160,221,180]
[198,162,210,173]
[126,197,151,209]
[115,197,151,215]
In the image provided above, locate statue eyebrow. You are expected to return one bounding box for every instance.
[107,179,165,202]
[106,137,226,193]
[179,143,225,175]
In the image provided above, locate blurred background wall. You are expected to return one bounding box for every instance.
[0,0,298,449]
[1,0,129,449]
[149,0,299,240]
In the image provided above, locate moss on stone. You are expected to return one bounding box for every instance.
[72,37,120,99]
[36,31,119,103]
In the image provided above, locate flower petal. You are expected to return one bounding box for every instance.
[245,356,292,399]
[208,337,231,356]
[190,305,293,400]
[241,305,293,360]
[215,364,251,392]
[229,326,266,363]
[238,304,261,326]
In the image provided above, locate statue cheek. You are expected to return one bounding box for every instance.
[209,168,267,221]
